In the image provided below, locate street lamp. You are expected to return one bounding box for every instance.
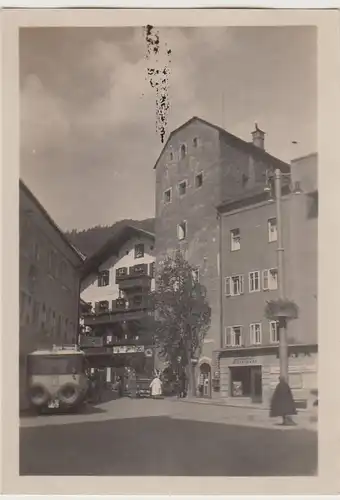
[264,168,302,382]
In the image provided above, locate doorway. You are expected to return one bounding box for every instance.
[199,363,211,398]
[229,365,262,402]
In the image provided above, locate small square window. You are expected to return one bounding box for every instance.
[231,229,241,251]
[164,188,172,204]
[178,180,187,196]
[195,173,203,188]
[177,221,187,241]
[134,244,144,259]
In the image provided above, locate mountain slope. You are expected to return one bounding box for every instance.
[66,218,155,258]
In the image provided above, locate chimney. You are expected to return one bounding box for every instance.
[251,123,265,150]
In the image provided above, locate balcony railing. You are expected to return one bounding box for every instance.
[116,263,152,283]
[83,308,152,326]
[79,334,153,348]
[78,335,104,348]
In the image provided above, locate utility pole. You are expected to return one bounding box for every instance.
[274,168,289,381]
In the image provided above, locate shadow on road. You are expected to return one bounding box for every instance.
[20,415,317,477]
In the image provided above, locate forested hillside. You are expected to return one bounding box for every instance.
[66,218,155,258]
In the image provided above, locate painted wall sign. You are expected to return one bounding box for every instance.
[232,357,260,366]
[112,345,145,354]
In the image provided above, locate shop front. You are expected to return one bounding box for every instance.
[219,344,318,408]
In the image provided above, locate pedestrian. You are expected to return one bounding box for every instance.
[149,373,163,399]
[270,376,297,425]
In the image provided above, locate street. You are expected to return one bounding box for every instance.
[20,397,317,476]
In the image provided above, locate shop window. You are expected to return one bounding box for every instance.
[164,188,172,204]
[249,271,260,292]
[270,321,280,343]
[97,270,110,287]
[250,323,262,345]
[230,228,241,251]
[225,275,244,296]
[224,326,243,347]
[178,180,187,196]
[268,218,277,242]
[177,221,187,241]
[195,172,203,188]
[262,268,278,291]
[134,243,145,259]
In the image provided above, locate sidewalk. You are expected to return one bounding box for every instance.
[170,396,318,432]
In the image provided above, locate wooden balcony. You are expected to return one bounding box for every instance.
[118,275,152,291]
[83,308,151,326]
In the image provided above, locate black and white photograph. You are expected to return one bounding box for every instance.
[18,22,319,477]
[3,7,339,495]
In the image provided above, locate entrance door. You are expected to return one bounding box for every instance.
[199,363,211,398]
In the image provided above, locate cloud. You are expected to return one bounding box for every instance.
[19,26,316,230]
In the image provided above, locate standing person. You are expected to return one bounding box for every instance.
[270,376,297,425]
[149,373,163,399]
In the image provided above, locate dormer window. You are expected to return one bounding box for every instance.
[180,144,187,160]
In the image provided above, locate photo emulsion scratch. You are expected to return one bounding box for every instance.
[18,24,318,478]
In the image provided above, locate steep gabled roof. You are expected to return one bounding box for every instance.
[81,224,155,278]
[153,116,289,172]
[19,179,84,266]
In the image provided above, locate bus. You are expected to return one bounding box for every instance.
[26,345,89,413]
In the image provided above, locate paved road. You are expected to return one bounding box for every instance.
[20,398,317,476]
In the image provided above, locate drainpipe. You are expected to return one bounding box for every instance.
[218,211,223,356]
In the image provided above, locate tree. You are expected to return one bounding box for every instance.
[149,250,211,396]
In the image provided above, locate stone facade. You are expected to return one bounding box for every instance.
[154,117,290,397]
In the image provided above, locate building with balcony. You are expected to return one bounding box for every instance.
[19,180,84,409]
[217,153,318,408]
[154,116,290,397]
[80,225,156,383]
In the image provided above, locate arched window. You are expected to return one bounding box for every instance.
[180,144,187,159]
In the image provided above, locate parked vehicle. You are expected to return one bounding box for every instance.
[26,345,89,413]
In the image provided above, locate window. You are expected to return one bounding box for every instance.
[169,151,174,161]
[180,144,187,159]
[177,221,187,241]
[262,268,278,291]
[230,229,241,251]
[225,275,244,296]
[178,180,187,196]
[268,218,277,242]
[250,323,262,345]
[99,300,109,312]
[225,326,243,347]
[34,242,40,262]
[97,270,110,287]
[193,137,199,148]
[195,172,203,188]
[134,243,145,259]
[270,321,280,343]
[164,188,172,204]
[249,271,261,292]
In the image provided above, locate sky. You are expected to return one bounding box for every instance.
[20,26,317,231]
